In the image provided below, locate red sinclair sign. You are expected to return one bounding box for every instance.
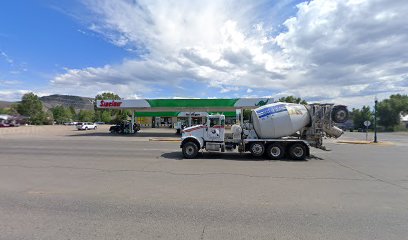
[99,100,123,108]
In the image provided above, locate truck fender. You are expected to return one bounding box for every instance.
[180,137,203,149]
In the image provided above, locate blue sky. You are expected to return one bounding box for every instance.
[0,1,132,90]
[1,0,407,107]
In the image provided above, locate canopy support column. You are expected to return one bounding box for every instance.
[188,111,192,127]
[131,111,135,133]
[236,109,242,124]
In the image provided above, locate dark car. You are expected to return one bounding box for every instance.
[109,122,140,134]
[0,122,10,128]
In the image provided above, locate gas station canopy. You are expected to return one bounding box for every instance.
[96,98,274,112]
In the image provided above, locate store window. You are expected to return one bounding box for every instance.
[225,117,236,125]
[161,117,172,126]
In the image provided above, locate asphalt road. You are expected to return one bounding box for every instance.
[1,126,407,240]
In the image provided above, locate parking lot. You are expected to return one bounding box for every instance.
[1,126,407,240]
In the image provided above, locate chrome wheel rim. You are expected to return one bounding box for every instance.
[293,147,304,157]
[336,111,347,122]
[270,147,281,157]
[251,144,263,155]
[186,146,195,155]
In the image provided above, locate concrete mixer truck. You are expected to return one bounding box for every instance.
[180,102,348,160]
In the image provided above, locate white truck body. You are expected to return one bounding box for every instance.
[180,102,348,160]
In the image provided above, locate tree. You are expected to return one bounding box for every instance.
[113,110,131,124]
[100,110,112,123]
[68,106,76,115]
[0,108,11,114]
[377,94,408,131]
[243,109,252,121]
[43,111,54,125]
[278,96,307,104]
[68,106,78,121]
[16,92,46,124]
[51,105,73,124]
[95,92,121,101]
[78,110,95,122]
[352,106,372,129]
[7,104,19,115]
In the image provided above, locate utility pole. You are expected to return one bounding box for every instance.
[374,97,378,143]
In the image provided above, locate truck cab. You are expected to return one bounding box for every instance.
[205,115,225,142]
[180,115,225,158]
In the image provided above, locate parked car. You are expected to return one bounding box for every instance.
[76,122,97,130]
[109,122,140,134]
[0,122,10,128]
[64,122,78,125]
[0,115,23,127]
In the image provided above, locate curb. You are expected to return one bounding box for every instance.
[337,140,393,145]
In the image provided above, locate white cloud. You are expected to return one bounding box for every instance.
[0,80,21,85]
[0,50,13,64]
[0,90,30,101]
[0,89,56,102]
[272,0,408,105]
[51,0,408,108]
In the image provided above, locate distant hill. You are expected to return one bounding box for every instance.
[39,94,95,111]
[0,101,15,108]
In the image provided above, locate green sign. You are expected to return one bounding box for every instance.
[146,99,239,108]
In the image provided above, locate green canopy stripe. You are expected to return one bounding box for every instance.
[146,99,239,108]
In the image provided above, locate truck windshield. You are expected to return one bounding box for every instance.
[209,117,219,127]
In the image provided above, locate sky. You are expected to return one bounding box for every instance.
[0,0,407,108]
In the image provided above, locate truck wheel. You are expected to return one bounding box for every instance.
[249,142,264,157]
[332,105,348,123]
[182,142,199,159]
[266,143,285,160]
[289,143,307,160]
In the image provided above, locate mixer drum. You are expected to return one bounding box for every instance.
[251,102,311,139]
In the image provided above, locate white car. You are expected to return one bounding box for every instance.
[76,122,97,130]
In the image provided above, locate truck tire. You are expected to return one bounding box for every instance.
[266,143,285,160]
[332,105,348,123]
[249,142,265,157]
[182,142,199,159]
[288,143,307,160]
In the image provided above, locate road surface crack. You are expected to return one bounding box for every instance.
[328,158,408,191]
[200,225,206,240]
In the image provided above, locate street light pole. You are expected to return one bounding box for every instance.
[374,97,378,143]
